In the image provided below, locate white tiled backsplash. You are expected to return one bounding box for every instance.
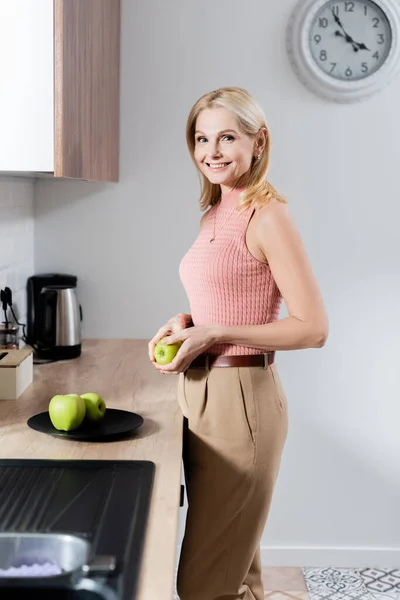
[0,176,35,325]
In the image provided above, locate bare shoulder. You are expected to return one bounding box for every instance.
[253,198,297,250]
[254,197,292,228]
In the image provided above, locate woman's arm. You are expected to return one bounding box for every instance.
[215,317,325,351]
[217,200,329,351]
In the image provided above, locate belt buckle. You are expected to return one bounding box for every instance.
[263,353,268,369]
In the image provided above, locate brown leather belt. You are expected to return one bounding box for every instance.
[189,352,275,370]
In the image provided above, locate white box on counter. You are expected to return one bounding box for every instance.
[0,348,33,400]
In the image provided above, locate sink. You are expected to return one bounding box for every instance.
[0,533,118,600]
[0,459,155,600]
[0,532,90,573]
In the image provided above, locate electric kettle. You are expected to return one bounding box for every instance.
[38,285,82,360]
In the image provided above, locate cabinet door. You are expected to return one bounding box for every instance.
[0,0,54,173]
[54,0,120,182]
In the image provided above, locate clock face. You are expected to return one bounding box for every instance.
[309,0,393,81]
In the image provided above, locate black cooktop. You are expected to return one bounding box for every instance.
[0,459,155,600]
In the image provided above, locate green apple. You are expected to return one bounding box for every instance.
[48,394,86,431]
[153,338,182,365]
[80,392,107,421]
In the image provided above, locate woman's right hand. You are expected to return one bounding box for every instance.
[148,313,192,364]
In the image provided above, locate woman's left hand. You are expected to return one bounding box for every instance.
[154,325,220,374]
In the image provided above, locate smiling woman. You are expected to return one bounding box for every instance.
[186,87,286,212]
[194,116,257,195]
[148,86,328,600]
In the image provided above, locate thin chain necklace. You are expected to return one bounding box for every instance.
[209,200,237,243]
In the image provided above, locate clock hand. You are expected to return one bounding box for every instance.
[334,30,360,52]
[331,8,371,52]
[331,10,344,29]
[331,8,354,40]
[335,30,371,51]
[354,41,370,51]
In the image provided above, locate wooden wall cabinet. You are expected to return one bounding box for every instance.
[0,0,120,182]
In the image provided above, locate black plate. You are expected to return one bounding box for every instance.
[27,408,144,442]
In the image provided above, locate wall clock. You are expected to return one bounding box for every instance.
[286,0,400,102]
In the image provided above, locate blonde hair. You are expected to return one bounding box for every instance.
[186,87,287,212]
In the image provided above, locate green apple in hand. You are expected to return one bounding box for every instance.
[80,392,107,421]
[48,394,86,431]
[153,338,182,365]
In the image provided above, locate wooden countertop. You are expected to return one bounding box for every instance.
[0,339,183,600]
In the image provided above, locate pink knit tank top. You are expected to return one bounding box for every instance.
[179,190,283,356]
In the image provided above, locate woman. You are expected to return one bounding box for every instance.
[149,87,328,600]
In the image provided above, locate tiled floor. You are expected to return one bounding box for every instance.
[303,567,400,600]
[174,566,400,599]
[263,567,400,600]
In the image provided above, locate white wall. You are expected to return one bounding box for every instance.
[0,176,34,325]
[34,0,400,566]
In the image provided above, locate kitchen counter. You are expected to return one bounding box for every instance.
[0,339,183,600]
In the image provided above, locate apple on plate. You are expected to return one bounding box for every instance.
[48,394,86,431]
[153,338,182,365]
[80,392,107,421]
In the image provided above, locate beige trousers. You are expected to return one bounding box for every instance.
[176,361,289,600]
